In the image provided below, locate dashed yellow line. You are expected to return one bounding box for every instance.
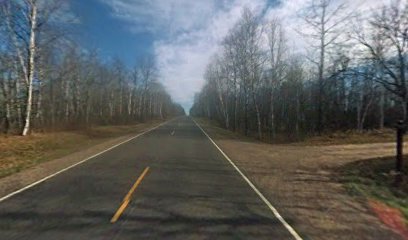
[110,167,150,223]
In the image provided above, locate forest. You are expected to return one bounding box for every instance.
[190,0,408,141]
[0,0,185,136]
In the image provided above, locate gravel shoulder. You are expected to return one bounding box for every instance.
[197,119,407,240]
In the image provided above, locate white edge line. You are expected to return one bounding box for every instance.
[0,120,171,203]
[192,119,303,240]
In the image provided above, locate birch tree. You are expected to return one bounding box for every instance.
[1,0,67,135]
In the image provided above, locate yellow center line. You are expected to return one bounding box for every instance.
[110,167,150,223]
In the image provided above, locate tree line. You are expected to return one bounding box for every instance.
[0,0,184,135]
[190,0,407,141]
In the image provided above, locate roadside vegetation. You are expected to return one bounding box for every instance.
[0,1,184,137]
[0,121,162,178]
[198,118,407,146]
[191,0,407,143]
[0,1,185,179]
[294,129,405,146]
[340,156,408,220]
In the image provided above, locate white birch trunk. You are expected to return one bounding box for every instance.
[22,1,37,136]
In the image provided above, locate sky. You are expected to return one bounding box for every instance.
[70,0,384,111]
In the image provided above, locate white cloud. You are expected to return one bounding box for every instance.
[100,0,386,111]
[154,0,267,110]
[101,0,267,110]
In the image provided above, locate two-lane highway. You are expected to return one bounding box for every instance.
[0,117,300,239]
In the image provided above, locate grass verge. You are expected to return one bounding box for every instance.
[0,121,162,179]
[195,118,407,145]
[296,129,406,146]
[339,156,408,221]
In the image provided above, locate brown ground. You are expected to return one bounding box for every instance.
[0,120,165,199]
[197,119,407,240]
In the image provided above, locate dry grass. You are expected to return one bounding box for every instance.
[0,121,162,178]
[0,132,90,177]
[296,128,406,146]
[196,118,405,146]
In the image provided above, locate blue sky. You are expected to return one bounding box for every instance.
[69,0,379,111]
[71,0,155,66]
[69,0,282,111]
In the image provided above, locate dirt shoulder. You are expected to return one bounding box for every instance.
[0,120,166,199]
[196,119,407,240]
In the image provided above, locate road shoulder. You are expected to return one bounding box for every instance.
[195,118,405,240]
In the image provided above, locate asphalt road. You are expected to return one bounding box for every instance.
[0,116,297,239]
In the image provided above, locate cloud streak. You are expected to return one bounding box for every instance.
[100,0,385,111]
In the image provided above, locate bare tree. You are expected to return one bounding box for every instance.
[204,57,230,129]
[299,0,351,133]
[235,8,265,139]
[355,0,408,120]
[191,4,397,141]
[267,18,287,138]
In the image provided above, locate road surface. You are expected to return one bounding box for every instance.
[0,117,298,239]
